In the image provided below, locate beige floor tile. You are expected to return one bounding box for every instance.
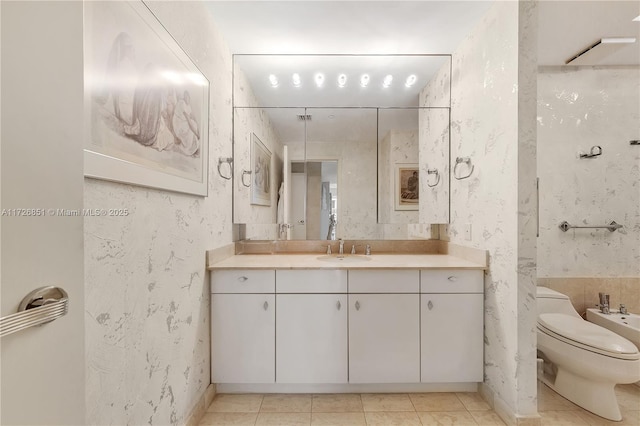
[312,394,363,412]
[364,411,422,426]
[455,393,491,411]
[361,394,414,412]
[574,408,640,425]
[615,385,640,411]
[468,410,507,426]
[261,394,312,413]
[409,393,465,412]
[255,412,311,426]
[418,411,479,425]
[310,412,366,425]
[538,385,581,412]
[207,394,264,413]
[540,411,589,425]
[199,412,258,425]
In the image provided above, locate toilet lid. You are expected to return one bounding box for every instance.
[539,313,638,355]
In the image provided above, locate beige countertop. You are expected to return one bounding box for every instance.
[207,254,486,270]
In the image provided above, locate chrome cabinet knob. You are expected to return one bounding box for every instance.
[238,276,248,282]
[336,301,341,310]
[263,301,269,310]
[355,301,360,311]
[427,300,434,310]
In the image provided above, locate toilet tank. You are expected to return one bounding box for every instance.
[536,286,581,318]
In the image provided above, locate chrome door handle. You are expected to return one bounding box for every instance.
[0,286,69,338]
[447,276,457,282]
[355,301,360,311]
[427,300,434,310]
[238,276,248,282]
[263,301,269,310]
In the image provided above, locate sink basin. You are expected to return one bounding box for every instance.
[316,255,372,263]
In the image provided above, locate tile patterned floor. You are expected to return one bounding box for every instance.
[200,384,640,426]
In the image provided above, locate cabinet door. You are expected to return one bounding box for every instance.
[421,294,483,382]
[211,294,275,383]
[349,294,420,383]
[276,294,348,383]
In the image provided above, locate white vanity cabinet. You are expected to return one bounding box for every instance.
[348,270,420,383]
[275,270,348,383]
[211,270,275,383]
[420,270,484,383]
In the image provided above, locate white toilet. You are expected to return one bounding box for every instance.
[536,286,640,421]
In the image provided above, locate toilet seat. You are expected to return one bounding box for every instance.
[538,313,639,361]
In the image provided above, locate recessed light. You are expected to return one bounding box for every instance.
[292,73,301,88]
[360,74,370,88]
[633,15,640,22]
[601,37,637,44]
[337,73,347,88]
[268,74,278,88]
[382,74,393,88]
[315,73,325,88]
[405,74,417,88]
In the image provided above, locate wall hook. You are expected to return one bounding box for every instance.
[217,157,233,180]
[579,145,602,159]
[630,140,640,146]
[453,157,474,180]
[241,170,252,187]
[426,168,440,187]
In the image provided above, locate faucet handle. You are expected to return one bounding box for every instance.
[620,304,628,315]
[365,244,371,256]
[327,245,332,255]
[351,244,356,254]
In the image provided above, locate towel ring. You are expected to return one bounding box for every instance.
[453,157,474,180]
[579,145,602,159]
[217,157,233,180]
[241,170,252,187]
[426,168,440,187]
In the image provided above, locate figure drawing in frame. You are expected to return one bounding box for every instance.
[251,134,271,206]
[84,1,209,195]
[396,164,419,211]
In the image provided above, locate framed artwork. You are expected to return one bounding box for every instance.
[251,134,271,206]
[395,164,419,211]
[83,1,210,196]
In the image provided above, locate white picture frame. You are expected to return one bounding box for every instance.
[395,163,419,211]
[83,1,210,196]
[250,133,272,206]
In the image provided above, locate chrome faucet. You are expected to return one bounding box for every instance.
[326,244,332,255]
[351,244,356,254]
[338,239,345,256]
[619,304,628,315]
[365,244,371,256]
[599,293,610,314]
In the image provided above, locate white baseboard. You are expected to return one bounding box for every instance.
[216,382,477,394]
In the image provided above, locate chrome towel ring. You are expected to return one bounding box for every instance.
[453,157,474,180]
[217,157,233,180]
[426,168,440,187]
[241,170,252,187]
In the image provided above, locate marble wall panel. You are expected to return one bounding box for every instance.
[84,2,235,424]
[537,67,640,278]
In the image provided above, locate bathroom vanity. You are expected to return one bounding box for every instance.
[208,252,486,392]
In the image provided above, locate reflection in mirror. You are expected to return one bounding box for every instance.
[305,108,377,240]
[232,54,452,240]
[377,108,419,224]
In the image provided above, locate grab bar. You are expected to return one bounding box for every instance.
[558,221,623,233]
[0,287,68,338]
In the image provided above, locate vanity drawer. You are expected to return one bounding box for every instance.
[420,269,483,293]
[211,270,275,293]
[349,270,419,293]
[276,270,347,293]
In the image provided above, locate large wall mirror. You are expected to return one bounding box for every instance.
[233,54,451,240]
